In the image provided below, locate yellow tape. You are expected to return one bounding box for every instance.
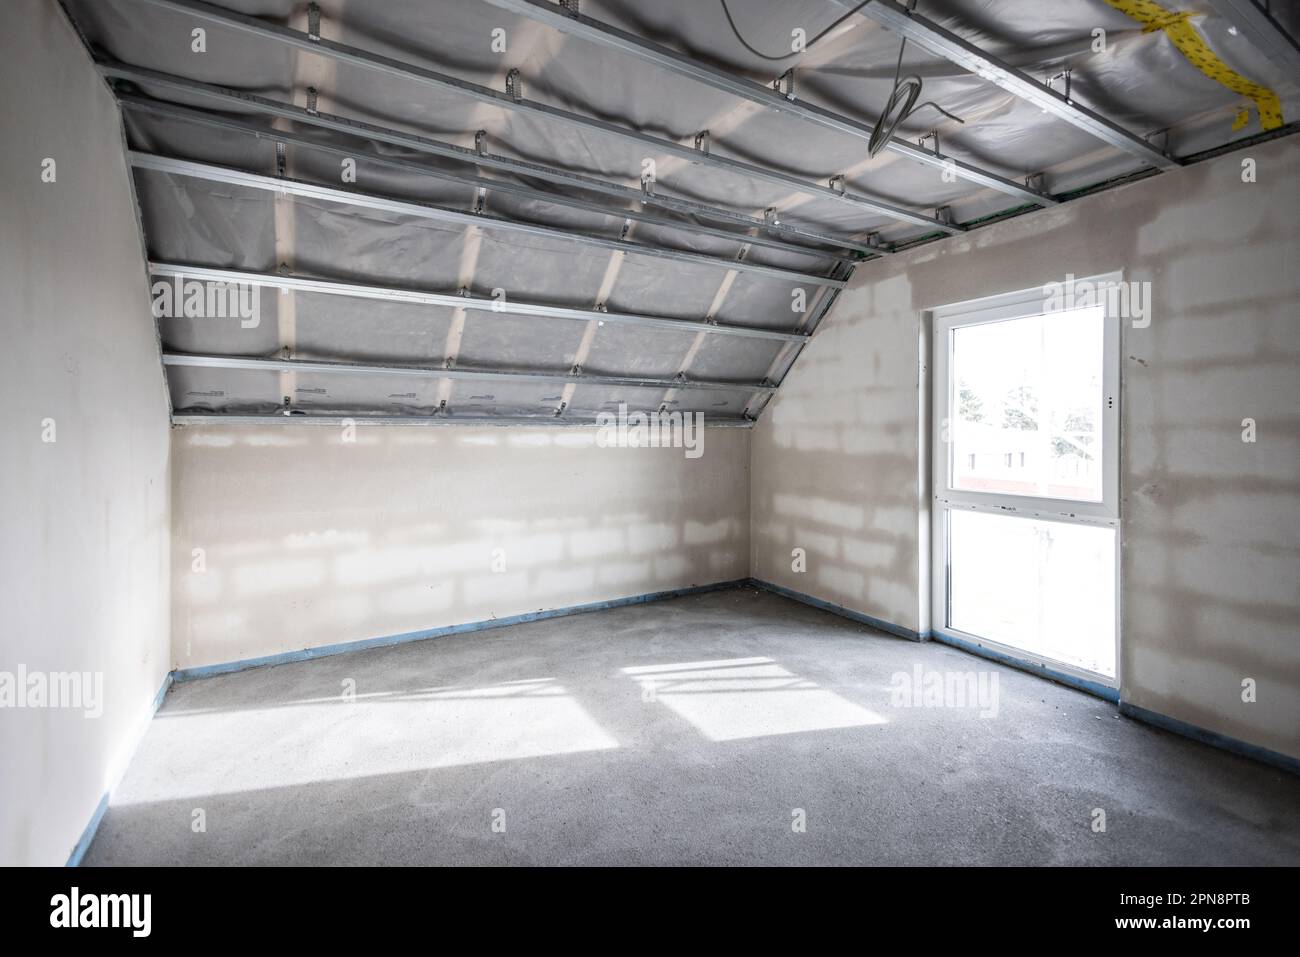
[1104,0,1284,131]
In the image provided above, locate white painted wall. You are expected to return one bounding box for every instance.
[0,0,172,865]
[171,425,749,670]
[752,136,1300,761]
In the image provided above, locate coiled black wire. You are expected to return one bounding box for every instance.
[719,0,964,157]
[869,32,966,157]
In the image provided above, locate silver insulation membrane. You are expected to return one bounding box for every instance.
[61,0,1300,422]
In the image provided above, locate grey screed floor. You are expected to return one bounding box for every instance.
[85,587,1300,866]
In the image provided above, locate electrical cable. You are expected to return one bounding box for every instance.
[719,0,871,61]
[718,0,965,157]
[867,32,965,157]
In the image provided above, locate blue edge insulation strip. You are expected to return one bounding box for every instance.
[68,576,1298,864]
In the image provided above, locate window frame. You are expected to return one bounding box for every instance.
[928,274,1123,687]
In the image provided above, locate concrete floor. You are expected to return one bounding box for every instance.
[86,588,1300,865]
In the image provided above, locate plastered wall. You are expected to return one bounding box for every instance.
[171,425,749,670]
[0,0,172,865]
[752,136,1300,761]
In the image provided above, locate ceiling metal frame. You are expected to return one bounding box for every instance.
[130,151,848,288]
[114,91,873,263]
[162,352,778,395]
[743,258,854,419]
[1205,0,1300,79]
[78,0,1291,428]
[149,262,810,343]
[104,63,896,254]
[832,0,1180,170]
[479,0,1058,206]
[121,0,966,233]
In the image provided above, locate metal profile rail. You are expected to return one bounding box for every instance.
[743,260,856,419]
[102,64,901,254]
[129,152,848,288]
[149,262,810,343]
[480,0,1057,206]
[171,412,756,427]
[833,0,1180,170]
[121,0,962,233]
[161,352,779,395]
[115,92,870,263]
[1206,0,1300,79]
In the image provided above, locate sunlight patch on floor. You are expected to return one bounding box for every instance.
[112,678,618,805]
[622,657,886,741]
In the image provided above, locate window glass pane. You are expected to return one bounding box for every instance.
[950,306,1104,502]
[948,509,1116,678]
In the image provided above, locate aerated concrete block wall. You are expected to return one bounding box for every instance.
[0,0,173,866]
[752,135,1300,761]
[171,425,750,671]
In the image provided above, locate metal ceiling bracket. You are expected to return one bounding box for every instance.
[275,140,286,177]
[474,129,488,156]
[558,0,579,14]
[1048,68,1072,105]
[305,86,318,115]
[505,68,522,102]
[694,130,710,155]
[306,2,320,42]
[935,206,953,226]
[474,185,487,214]
[773,69,795,101]
[829,175,846,195]
[1145,128,1172,153]
[763,207,780,227]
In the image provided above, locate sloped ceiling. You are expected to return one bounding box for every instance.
[61,0,1298,424]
